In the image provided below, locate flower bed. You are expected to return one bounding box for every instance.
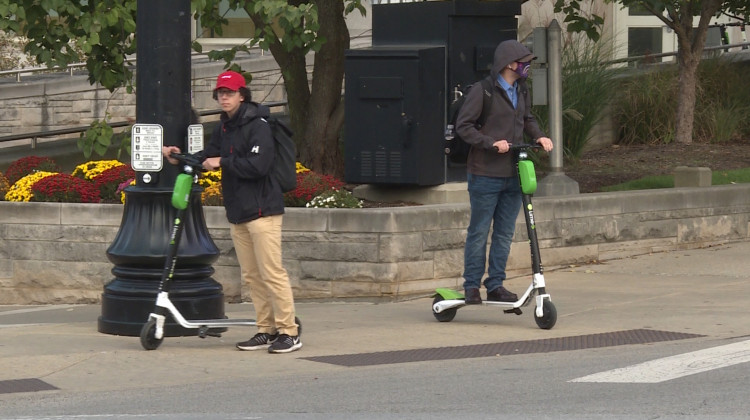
[2,156,362,208]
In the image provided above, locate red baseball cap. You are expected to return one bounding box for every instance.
[214,71,246,91]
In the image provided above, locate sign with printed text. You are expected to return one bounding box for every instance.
[187,124,204,154]
[131,124,164,172]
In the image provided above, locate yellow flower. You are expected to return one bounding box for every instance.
[296,162,310,174]
[5,171,57,202]
[72,160,125,180]
[198,169,222,189]
[120,179,136,204]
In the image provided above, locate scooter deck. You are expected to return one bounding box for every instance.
[187,318,257,326]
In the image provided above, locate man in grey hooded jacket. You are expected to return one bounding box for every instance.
[456,39,554,305]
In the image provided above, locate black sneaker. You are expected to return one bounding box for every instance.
[236,332,278,351]
[486,286,518,302]
[268,334,302,354]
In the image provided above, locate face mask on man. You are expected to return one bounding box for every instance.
[514,61,531,79]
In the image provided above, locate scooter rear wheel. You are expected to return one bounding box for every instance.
[432,295,457,322]
[534,300,557,330]
[140,318,164,350]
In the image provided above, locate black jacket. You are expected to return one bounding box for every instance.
[201,101,284,224]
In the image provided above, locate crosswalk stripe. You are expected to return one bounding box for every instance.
[570,339,750,383]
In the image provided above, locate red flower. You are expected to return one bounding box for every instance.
[5,156,61,185]
[30,174,100,203]
[93,165,135,203]
[283,171,345,207]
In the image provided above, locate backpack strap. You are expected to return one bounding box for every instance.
[477,76,494,128]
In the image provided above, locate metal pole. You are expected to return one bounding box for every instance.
[99,0,223,337]
[535,19,579,196]
[547,19,563,171]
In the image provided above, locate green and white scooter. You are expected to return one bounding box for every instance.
[431,143,557,329]
[139,152,300,350]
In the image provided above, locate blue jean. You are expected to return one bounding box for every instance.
[463,173,522,292]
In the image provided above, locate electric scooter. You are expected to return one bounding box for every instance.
[431,143,557,330]
[139,152,301,350]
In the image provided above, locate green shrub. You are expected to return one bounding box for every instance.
[613,57,750,145]
[532,34,622,160]
[306,188,363,208]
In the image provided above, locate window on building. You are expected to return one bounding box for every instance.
[196,1,254,39]
[628,27,662,57]
[628,4,653,16]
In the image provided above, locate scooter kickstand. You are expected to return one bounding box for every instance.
[198,325,222,338]
[503,308,523,315]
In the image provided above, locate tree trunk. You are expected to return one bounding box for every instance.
[301,0,349,177]
[671,0,723,145]
[250,0,349,177]
[673,48,699,145]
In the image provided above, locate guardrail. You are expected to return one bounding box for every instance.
[0,102,287,149]
[607,41,750,65]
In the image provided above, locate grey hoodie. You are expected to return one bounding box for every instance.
[456,40,546,178]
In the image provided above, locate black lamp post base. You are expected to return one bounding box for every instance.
[98,277,226,337]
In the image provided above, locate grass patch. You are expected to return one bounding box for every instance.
[601,167,750,192]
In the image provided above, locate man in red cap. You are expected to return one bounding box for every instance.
[164,70,302,353]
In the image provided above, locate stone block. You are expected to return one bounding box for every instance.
[674,166,712,188]
[432,249,463,278]
[378,233,423,262]
[7,260,110,291]
[1,202,61,224]
[0,258,11,279]
[286,240,379,262]
[677,214,745,243]
[423,229,466,251]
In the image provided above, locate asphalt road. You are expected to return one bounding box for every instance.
[1,241,750,419]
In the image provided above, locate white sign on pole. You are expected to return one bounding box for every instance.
[131,124,164,172]
[187,124,204,154]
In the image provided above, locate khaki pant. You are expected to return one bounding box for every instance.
[230,214,298,336]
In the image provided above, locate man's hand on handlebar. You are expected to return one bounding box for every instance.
[202,157,221,171]
[492,139,511,153]
[535,137,554,152]
[162,146,182,165]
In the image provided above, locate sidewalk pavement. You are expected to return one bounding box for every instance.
[1,241,748,393]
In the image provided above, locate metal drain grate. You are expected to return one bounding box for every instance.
[301,329,705,367]
[0,378,59,395]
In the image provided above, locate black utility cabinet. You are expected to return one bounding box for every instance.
[344,46,445,186]
[344,0,521,185]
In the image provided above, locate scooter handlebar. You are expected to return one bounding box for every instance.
[169,152,206,173]
[491,143,541,153]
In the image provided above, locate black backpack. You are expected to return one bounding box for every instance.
[444,76,494,164]
[265,116,297,193]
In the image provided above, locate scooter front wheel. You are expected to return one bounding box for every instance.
[534,300,557,330]
[432,295,457,322]
[140,318,164,350]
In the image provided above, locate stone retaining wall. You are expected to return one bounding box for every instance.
[2,184,748,305]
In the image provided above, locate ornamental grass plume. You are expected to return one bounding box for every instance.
[30,173,100,203]
[4,171,57,202]
[4,156,61,185]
